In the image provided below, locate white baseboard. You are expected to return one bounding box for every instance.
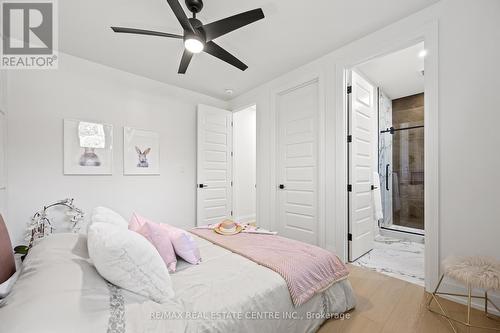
[235,214,256,224]
[439,278,500,316]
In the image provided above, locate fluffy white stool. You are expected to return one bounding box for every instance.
[427,256,500,332]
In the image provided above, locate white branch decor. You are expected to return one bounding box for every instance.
[26,198,85,247]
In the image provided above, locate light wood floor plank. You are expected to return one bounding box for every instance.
[319,265,500,333]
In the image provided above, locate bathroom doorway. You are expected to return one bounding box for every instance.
[348,42,426,286]
[232,105,257,224]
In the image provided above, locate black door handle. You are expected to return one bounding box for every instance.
[385,164,390,191]
[198,184,208,188]
[279,184,285,189]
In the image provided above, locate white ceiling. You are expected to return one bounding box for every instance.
[59,0,438,100]
[356,42,425,100]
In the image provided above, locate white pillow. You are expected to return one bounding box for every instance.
[87,222,174,303]
[91,207,128,229]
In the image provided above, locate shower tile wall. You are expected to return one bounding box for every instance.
[378,90,393,226]
[392,93,424,230]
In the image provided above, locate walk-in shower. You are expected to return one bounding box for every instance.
[379,92,424,234]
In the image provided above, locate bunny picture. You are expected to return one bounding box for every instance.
[135,146,151,168]
[124,128,160,175]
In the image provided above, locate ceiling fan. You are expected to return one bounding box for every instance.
[111,0,265,74]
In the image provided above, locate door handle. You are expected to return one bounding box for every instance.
[279,184,285,189]
[198,184,208,188]
[385,164,390,191]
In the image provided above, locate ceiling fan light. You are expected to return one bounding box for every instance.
[184,38,204,54]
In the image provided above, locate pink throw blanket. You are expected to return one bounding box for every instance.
[190,229,349,306]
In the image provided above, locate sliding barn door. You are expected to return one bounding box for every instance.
[276,79,319,245]
[197,105,232,226]
[348,71,376,261]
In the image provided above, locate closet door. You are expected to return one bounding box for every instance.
[197,105,232,226]
[348,71,376,261]
[276,79,319,245]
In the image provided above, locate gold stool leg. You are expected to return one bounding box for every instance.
[428,274,445,307]
[486,291,489,317]
[486,291,500,322]
[430,282,500,331]
[427,274,458,333]
[467,283,472,333]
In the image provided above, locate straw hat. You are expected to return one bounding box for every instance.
[214,219,243,235]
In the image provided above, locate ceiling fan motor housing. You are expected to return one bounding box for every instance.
[185,0,203,14]
[186,18,206,42]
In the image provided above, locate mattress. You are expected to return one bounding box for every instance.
[0,233,356,333]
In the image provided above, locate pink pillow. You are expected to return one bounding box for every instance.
[129,213,145,232]
[129,213,177,272]
[161,224,201,265]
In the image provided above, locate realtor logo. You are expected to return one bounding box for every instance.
[1,0,58,69]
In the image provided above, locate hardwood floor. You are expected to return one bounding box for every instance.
[319,265,500,333]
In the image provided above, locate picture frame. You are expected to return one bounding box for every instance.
[63,119,113,175]
[123,127,160,175]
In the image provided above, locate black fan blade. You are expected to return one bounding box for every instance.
[166,0,194,33]
[204,41,248,71]
[111,27,183,39]
[202,8,264,42]
[178,49,194,74]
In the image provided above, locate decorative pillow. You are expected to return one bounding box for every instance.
[87,222,174,303]
[90,207,128,229]
[129,213,200,265]
[162,224,201,265]
[129,212,146,232]
[0,214,16,289]
[130,214,177,272]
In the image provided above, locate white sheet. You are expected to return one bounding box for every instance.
[0,233,356,333]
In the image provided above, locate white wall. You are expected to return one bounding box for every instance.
[232,106,256,222]
[5,53,227,244]
[436,0,500,262]
[230,0,500,305]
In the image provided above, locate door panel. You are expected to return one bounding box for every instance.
[277,79,319,245]
[349,71,376,261]
[197,105,232,225]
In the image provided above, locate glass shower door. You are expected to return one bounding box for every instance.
[379,92,424,234]
[391,123,424,231]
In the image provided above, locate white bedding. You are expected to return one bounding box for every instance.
[0,233,356,333]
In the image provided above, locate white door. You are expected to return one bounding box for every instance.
[348,71,376,261]
[232,107,257,223]
[277,80,319,245]
[197,105,232,226]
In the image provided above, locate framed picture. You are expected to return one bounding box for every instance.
[123,127,160,175]
[63,119,113,175]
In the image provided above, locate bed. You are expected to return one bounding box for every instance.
[0,225,356,332]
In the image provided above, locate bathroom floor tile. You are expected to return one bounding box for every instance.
[352,238,424,286]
